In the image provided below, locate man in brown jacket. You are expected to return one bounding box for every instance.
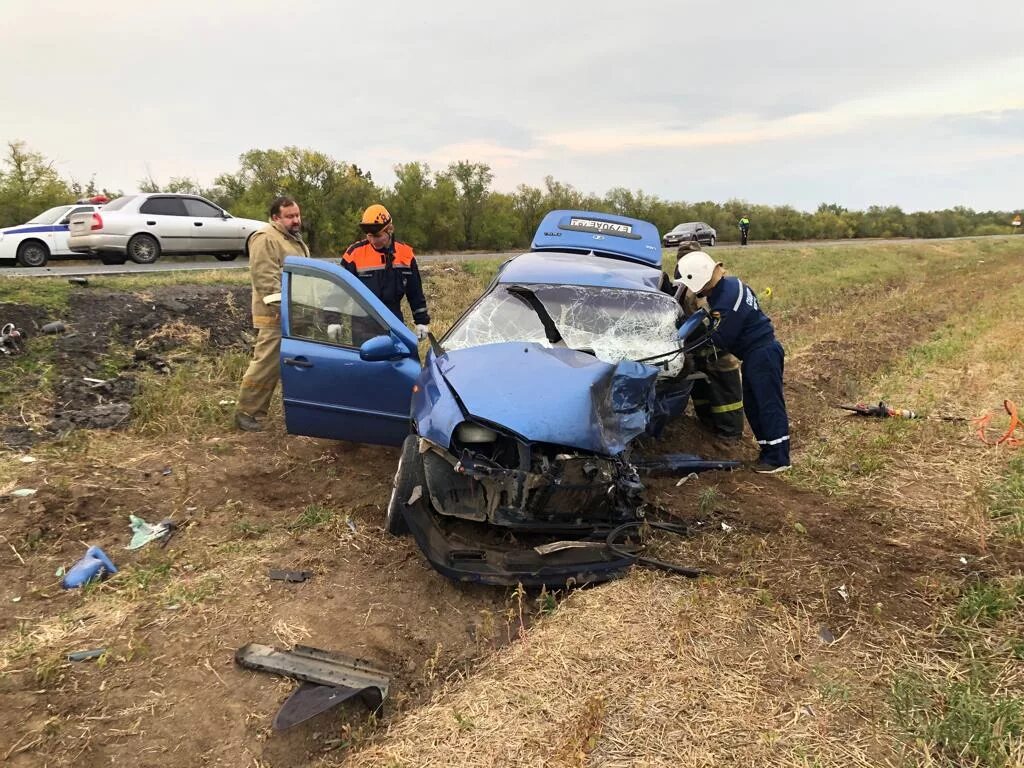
[234,196,310,431]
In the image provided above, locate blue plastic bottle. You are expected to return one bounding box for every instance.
[61,546,118,589]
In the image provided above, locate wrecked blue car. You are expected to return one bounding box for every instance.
[279,211,714,586]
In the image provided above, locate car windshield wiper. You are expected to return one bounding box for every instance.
[506,286,566,347]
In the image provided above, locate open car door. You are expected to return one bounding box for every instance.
[280,257,421,446]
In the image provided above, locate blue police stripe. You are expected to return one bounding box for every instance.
[2,225,67,235]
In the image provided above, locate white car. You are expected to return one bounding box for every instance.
[0,203,104,267]
[67,193,267,265]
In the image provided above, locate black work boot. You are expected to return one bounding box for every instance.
[234,412,263,432]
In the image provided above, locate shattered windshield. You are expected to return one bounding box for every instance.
[445,284,686,376]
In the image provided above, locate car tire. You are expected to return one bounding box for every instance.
[15,240,49,268]
[127,233,161,264]
[99,253,128,265]
[709,236,716,247]
[214,254,238,262]
[385,434,425,536]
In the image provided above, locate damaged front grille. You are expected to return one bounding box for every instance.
[422,435,643,531]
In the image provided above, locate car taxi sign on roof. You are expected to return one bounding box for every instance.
[531,210,662,268]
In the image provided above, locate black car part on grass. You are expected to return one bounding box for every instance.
[235,643,390,730]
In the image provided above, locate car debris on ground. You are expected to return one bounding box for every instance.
[61,545,118,588]
[126,515,177,550]
[234,643,390,729]
[268,569,314,583]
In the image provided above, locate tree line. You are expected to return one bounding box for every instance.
[0,141,1018,254]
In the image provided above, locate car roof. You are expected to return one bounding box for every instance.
[530,210,662,267]
[496,251,665,293]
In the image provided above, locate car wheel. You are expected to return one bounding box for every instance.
[99,253,128,265]
[709,236,716,247]
[127,233,161,264]
[385,434,425,536]
[214,254,238,262]
[15,240,49,268]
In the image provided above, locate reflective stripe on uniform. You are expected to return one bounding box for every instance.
[710,401,744,414]
[756,435,790,445]
[732,280,745,311]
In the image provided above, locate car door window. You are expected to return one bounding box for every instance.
[288,273,387,347]
[139,197,188,216]
[183,198,223,217]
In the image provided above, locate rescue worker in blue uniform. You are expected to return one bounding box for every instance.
[341,205,430,343]
[674,251,791,473]
[660,241,744,439]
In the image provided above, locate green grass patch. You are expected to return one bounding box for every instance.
[890,576,1024,767]
[460,258,502,284]
[130,350,250,437]
[290,503,339,530]
[0,279,72,310]
[989,454,1024,541]
[891,663,1023,767]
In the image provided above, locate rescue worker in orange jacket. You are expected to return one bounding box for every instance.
[341,205,430,341]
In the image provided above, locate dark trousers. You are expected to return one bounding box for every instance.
[740,228,749,245]
[691,364,744,438]
[741,341,790,465]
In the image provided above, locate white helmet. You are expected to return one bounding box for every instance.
[674,251,719,294]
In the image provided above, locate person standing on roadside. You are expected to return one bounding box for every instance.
[341,204,430,342]
[739,215,751,246]
[235,196,309,432]
[674,250,790,473]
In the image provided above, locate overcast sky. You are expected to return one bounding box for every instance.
[2,0,1022,212]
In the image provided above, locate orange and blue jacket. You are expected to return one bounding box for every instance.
[341,238,430,325]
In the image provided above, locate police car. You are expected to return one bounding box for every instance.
[0,201,105,267]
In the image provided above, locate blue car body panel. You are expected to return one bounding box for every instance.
[496,251,664,293]
[430,342,658,456]
[531,210,663,268]
[410,351,467,450]
[280,257,419,446]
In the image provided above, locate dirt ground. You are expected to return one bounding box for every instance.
[0,258,1020,766]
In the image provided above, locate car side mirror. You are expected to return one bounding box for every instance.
[677,307,710,342]
[360,333,409,362]
[221,212,231,219]
[59,218,70,225]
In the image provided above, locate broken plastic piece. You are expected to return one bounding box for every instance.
[268,569,313,583]
[126,515,174,550]
[41,321,66,334]
[633,454,742,476]
[234,643,390,729]
[61,545,118,589]
[68,277,90,287]
[68,648,106,662]
[10,488,37,497]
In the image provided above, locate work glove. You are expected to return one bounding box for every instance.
[416,324,430,340]
[327,324,343,343]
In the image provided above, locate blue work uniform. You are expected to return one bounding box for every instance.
[706,276,790,466]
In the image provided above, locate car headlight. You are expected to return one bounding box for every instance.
[455,422,498,443]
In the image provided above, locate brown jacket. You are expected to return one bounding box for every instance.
[248,221,310,329]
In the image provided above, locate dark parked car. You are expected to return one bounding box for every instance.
[277,210,721,586]
[662,222,716,248]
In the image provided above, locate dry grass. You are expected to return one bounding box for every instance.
[336,572,900,768]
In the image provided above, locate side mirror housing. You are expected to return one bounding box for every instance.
[360,333,409,362]
[677,308,711,347]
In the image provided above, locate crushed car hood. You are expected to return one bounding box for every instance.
[438,342,659,456]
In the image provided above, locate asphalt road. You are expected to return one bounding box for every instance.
[0,236,1010,279]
